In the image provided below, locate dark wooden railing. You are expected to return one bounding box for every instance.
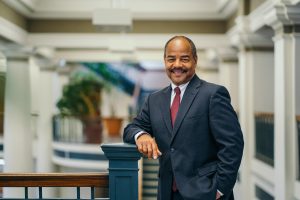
[0,173,108,199]
[254,112,274,166]
[255,113,300,169]
[0,143,142,200]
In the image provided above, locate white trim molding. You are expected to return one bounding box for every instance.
[3,0,237,20]
[248,0,275,32]
[251,159,275,185]
[27,33,231,50]
[0,17,27,45]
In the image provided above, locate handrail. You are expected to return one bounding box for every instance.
[0,143,141,200]
[254,112,274,118]
[0,172,108,187]
[255,112,300,121]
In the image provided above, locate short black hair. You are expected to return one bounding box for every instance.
[164,36,197,61]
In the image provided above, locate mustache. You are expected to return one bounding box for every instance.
[169,67,188,73]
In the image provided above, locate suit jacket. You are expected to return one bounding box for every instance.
[123,75,244,200]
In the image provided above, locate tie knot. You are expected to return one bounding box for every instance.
[174,87,181,95]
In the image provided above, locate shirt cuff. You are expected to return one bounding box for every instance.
[134,131,149,141]
[217,189,223,196]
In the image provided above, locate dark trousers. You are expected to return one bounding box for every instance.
[172,190,184,200]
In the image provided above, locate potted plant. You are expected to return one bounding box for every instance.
[57,74,104,143]
[101,87,124,138]
[102,104,123,138]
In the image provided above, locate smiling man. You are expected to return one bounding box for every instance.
[123,36,244,200]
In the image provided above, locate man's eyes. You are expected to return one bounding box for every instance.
[167,58,190,62]
[181,58,190,62]
[167,58,176,62]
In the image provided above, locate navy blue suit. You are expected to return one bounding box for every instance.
[123,75,244,200]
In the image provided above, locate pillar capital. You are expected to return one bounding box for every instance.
[216,47,238,63]
[228,16,273,49]
[264,2,300,34]
[2,44,59,71]
[4,45,32,61]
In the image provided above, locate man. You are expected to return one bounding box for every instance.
[123,36,244,200]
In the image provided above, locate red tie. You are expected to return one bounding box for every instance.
[171,87,181,126]
[170,87,181,192]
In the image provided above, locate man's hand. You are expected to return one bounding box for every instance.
[136,134,162,159]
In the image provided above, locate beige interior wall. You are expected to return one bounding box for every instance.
[27,19,227,33]
[0,1,27,29]
[250,0,267,12]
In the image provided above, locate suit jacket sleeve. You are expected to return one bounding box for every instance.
[123,95,153,144]
[209,86,244,196]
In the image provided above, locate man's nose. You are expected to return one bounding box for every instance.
[174,59,181,66]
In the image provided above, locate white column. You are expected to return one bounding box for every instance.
[218,49,239,110]
[35,67,58,197]
[0,51,6,72]
[264,3,300,199]
[53,70,69,114]
[36,69,56,171]
[0,51,6,165]
[3,58,34,198]
[239,49,275,199]
[237,47,255,200]
[228,16,274,200]
[272,29,298,200]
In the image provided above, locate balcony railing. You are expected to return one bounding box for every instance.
[255,113,300,170]
[255,112,274,166]
[52,115,84,143]
[0,143,141,200]
[0,173,108,199]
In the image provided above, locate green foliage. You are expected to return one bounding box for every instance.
[57,74,104,118]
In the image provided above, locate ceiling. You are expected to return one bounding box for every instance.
[3,0,238,20]
[0,0,239,71]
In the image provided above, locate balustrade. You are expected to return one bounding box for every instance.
[0,143,141,200]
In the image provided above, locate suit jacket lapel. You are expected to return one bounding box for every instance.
[160,85,172,134]
[171,75,202,142]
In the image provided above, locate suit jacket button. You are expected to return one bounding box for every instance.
[171,148,175,152]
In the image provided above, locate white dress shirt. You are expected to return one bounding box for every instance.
[134,81,190,141]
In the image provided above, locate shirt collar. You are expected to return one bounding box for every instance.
[171,81,190,93]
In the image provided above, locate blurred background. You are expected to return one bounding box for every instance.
[0,0,300,199]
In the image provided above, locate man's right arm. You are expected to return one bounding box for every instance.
[123,95,161,159]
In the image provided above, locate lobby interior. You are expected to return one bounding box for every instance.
[0,0,300,199]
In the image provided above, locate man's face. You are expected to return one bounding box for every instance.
[164,38,197,86]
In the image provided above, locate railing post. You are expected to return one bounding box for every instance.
[101,143,141,200]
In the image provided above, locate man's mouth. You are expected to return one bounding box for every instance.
[170,68,187,75]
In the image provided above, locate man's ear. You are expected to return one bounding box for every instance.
[194,56,198,64]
